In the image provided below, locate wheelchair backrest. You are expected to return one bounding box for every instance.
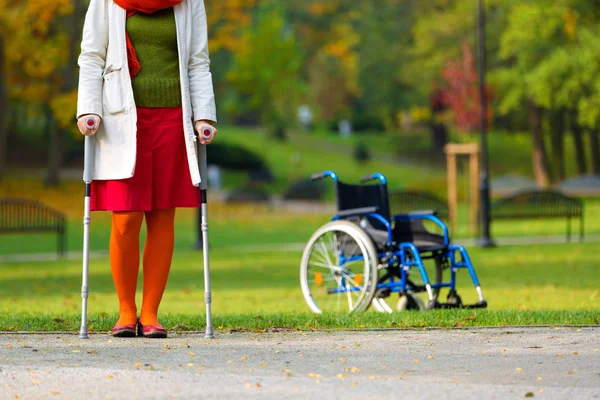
[335,181,390,221]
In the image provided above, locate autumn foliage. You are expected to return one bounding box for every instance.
[440,42,493,133]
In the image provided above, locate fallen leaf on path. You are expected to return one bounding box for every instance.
[573,352,578,355]
[106,375,113,379]
[339,358,346,363]
[71,350,80,353]
[539,388,544,393]
[241,356,249,361]
[275,350,280,354]
[413,359,421,363]
[428,356,434,359]
[245,384,252,389]
[537,377,543,381]
[50,391,59,395]
[189,352,196,356]
[337,373,345,379]
[524,392,534,398]
[350,367,360,373]
[516,368,523,372]
[87,350,97,354]
[134,362,142,368]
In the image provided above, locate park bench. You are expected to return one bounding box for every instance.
[388,190,449,219]
[0,197,67,257]
[491,190,584,241]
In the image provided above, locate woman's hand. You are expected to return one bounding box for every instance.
[77,114,102,136]
[194,120,218,144]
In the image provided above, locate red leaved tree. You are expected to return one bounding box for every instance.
[440,42,493,133]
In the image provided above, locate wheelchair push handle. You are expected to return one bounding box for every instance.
[360,173,387,184]
[311,170,338,182]
[311,172,326,181]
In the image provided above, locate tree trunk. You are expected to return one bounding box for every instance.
[44,105,62,187]
[570,111,587,175]
[549,109,565,182]
[430,122,448,153]
[0,34,7,183]
[591,128,600,175]
[529,101,551,187]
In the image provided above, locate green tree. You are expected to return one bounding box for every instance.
[226,3,306,138]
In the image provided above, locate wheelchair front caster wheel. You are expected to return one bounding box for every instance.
[426,299,440,310]
[447,291,463,308]
[396,293,426,312]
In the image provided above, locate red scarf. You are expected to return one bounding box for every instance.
[113,0,182,77]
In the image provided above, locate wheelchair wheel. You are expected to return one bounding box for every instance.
[300,220,378,313]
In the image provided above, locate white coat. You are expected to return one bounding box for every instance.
[76,0,217,186]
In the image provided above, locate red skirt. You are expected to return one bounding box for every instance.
[90,107,201,212]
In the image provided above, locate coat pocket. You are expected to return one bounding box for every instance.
[102,65,126,114]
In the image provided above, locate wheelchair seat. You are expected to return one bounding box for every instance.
[392,219,447,252]
[357,217,447,252]
[332,178,447,252]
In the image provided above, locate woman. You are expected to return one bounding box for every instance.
[76,0,218,338]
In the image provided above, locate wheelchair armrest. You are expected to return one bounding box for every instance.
[393,210,438,218]
[336,206,379,217]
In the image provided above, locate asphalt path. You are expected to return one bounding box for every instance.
[1,327,599,399]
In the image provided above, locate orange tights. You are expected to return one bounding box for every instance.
[110,209,175,327]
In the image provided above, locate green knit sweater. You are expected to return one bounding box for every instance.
[127,8,182,108]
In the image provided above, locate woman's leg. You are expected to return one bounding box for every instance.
[140,208,176,327]
[110,211,144,326]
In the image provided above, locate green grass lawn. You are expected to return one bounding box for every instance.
[1,197,599,256]
[1,242,598,332]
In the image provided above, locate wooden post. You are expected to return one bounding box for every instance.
[444,143,480,235]
[446,152,458,233]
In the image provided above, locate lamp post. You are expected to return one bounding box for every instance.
[477,0,495,247]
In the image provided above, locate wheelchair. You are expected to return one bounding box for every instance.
[300,170,488,313]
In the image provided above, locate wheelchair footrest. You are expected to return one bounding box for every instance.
[427,300,488,310]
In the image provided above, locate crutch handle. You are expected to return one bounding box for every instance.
[201,126,214,141]
[85,116,97,131]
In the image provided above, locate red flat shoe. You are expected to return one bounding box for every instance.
[111,323,137,338]
[137,320,168,339]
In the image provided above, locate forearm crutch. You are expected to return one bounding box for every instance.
[197,126,215,339]
[79,117,96,339]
